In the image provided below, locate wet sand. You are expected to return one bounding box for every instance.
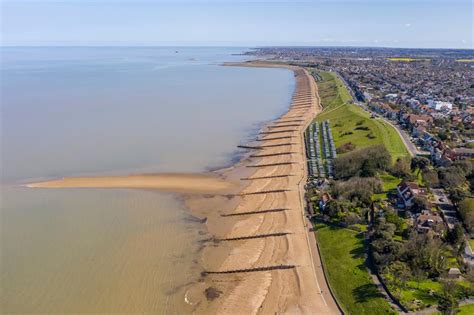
[186,62,340,314]
[26,62,340,314]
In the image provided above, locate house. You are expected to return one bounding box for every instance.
[319,192,331,211]
[428,100,453,111]
[454,147,474,159]
[415,210,445,236]
[408,114,434,127]
[448,267,462,279]
[397,181,427,208]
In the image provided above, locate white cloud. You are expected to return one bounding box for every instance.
[405,23,411,27]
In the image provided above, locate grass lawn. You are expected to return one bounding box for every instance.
[458,303,474,315]
[431,303,474,315]
[384,277,441,311]
[374,174,402,200]
[316,102,409,161]
[313,71,409,161]
[315,71,352,111]
[314,222,395,314]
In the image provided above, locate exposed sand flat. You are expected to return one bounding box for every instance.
[26,61,340,314]
[189,62,340,314]
[26,173,236,194]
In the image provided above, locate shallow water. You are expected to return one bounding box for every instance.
[1,47,294,313]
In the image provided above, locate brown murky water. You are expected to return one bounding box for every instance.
[1,47,294,313]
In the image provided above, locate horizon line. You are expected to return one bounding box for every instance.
[1,45,473,51]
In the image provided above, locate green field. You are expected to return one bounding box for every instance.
[387,57,430,62]
[314,70,352,111]
[458,303,474,315]
[385,277,441,310]
[314,71,409,161]
[374,174,401,200]
[314,222,395,314]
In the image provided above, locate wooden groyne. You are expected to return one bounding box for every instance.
[256,136,296,141]
[202,265,296,276]
[239,189,291,196]
[241,174,295,180]
[268,124,301,129]
[250,152,297,158]
[247,162,296,168]
[217,232,290,241]
[237,145,263,150]
[221,208,290,217]
[260,130,297,135]
[259,143,297,148]
[272,119,305,124]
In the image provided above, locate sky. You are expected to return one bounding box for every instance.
[1,0,473,48]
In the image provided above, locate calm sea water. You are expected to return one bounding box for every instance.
[1,47,294,313]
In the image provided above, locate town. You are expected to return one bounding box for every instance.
[248,47,474,314]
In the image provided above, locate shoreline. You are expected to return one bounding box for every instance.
[186,62,340,314]
[23,61,340,314]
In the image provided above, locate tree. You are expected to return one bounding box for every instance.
[453,159,473,176]
[334,145,391,179]
[458,198,474,232]
[371,219,401,269]
[392,157,411,177]
[411,196,429,212]
[449,188,466,204]
[439,167,466,190]
[422,169,439,188]
[446,224,464,252]
[325,199,344,219]
[437,281,459,315]
[411,157,430,175]
[389,261,411,288]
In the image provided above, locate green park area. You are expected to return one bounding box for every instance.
[313,71,409,161]
[456,303,474,315]
[314,222,395,314]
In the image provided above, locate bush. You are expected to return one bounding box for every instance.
[331,177,383,207]
[458,198,474,232]
[334,145,391,179]
[336,142,356,154]
[391,157,411,177]
[355,126,370,131]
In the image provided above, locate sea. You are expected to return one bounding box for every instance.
[0,47,295,313]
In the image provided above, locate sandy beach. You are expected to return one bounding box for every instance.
[186,63,340,314]
[26,173,236,194]
[26,62,340,314]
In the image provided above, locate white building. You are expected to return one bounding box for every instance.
[427,100,453,111]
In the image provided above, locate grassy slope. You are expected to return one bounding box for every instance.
[315,223,395,314]
[458,303,474,315]
[314,71,409,161]
[431,303,474,315]
[310,70,410,314]
[374,174,401,200]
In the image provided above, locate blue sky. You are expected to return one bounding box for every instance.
[1,0,472,48]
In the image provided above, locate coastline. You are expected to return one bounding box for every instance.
[23,61,340,314]
[186,62,340,314]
